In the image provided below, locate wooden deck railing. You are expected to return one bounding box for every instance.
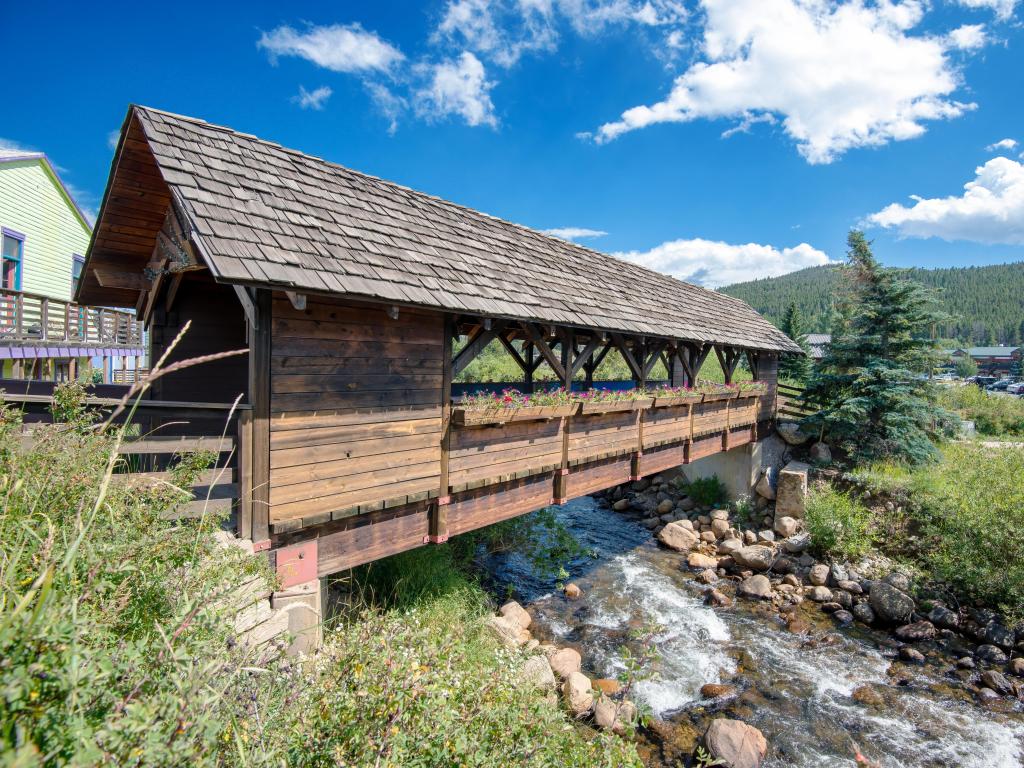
[4,394,251,531]
[0,288,144,348]
[112,368,150,384]
[776,383,815,420]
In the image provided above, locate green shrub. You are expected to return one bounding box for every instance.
[805,485,875,559]
[685,475,728,506]
[939,383,1024,437]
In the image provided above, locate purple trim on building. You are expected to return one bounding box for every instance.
[0,152,45,164]
[1,227,26,241]
[0,346,144,360]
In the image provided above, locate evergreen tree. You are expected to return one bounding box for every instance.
[778,302,813,382]
[803,231,954,464]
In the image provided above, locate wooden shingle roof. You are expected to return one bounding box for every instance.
[88,105,801,353]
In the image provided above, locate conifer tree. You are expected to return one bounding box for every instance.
[803,231,954,464]
[778,302,813,382]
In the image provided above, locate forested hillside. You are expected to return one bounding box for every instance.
[721,262,1024,345]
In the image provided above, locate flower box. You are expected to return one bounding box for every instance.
[652,393,703,408]
[736,383,767,397]
[578,397,654,415]
[700,390,739,402]
[451,403,577,427]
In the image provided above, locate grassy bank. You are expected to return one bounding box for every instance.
[0,397,640,767]
[938,384,1024,439]
[805,442,1024,622]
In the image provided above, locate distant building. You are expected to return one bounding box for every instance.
[806,333,830,361]
[950,346,1022,375]
[0,149,144,381]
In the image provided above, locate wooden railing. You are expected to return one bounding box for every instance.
[4,394,251,531]
[0,287,144,347]
[112,368,150,384]
[777,383,815,420]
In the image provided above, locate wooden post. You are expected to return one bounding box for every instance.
[11,359,22,379]
[524,342,534,393]
[431,314,454,543]
[63,302,71,341]
[669,344,686,387]
[101,356,109,384]
[560,328,574,390]
[69,357,77,381]
[248,289,272,549]
[40,298,49,341]
[237,408,254,540]
[14,293,23,338]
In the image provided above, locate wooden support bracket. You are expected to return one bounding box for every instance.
[609,332,643,381]
[285,291,307,311]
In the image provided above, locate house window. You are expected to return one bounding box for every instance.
[72,255,84,295]
[2,230,24,291]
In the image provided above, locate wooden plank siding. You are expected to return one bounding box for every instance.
[268,296,444,531]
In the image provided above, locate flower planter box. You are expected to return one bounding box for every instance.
[700,390,739,402]
[652,393,703,408]
[578,397,654,415]
[451,403,577,427]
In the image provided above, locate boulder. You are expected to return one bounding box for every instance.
[703,718,768,768]
[612,498,631,512]
[757,530,776,543]
[828,563,849,584]
[564,582,582,600]
[679,497,697,512]
[980,670,1014,696]
[738,575,772,599]
[707,588,733,607]
[927,605,960,631]
[832,610,855,626]
[549,648,582,679]
[711,508,730,521]
[983,623,1016,649]
[809,564,830,586]
[743,530,758,545]
[1008,658,1024,677]
[899,646,925,664]
[701,683,738,698]
[894,621,937,643]
[777,421,809,446]
[518,655,556,691]
[657,499,675,515]
[641,517,660,530]
[697,568,719,584]
[718,538,743,556]
[773,516,799,538]
[775,461,809,520]
[976,645,1008,665]
[594,678,621,695]
[486,615,529,648]
[755,468,777,500]
[689,552,719,570]
[711,519,731,538]
[594,698,636,734]
[781,532,811,554]
[809,586,833,603]
[658,521,700,551]
[883,572,912,593]
[733,545,775,571]
[832,590,853,609]
[836,580,863,595]
[674,518,696,531]
[869,581,915,624]
[499,601,532,630]
[809,442,832,464]
[562,671,594,716]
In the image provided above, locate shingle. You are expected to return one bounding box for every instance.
[131,106,801,353]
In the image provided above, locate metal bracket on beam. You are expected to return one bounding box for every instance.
[252,538,271,552]
[285,291,307,311]
[386,305,400,320]
[275,539,317,588]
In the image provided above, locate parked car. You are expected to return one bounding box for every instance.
[986,378,1014,391]
[1007,382,1024,395]
[973,376,998,388]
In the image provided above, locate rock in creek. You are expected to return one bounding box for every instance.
[899,646,925,664]
[594,698,637,734]
[980,670,1014,696]
[706,588,733,607]
[852,603,876,625]
[562,671,594,716]
[499,601,532,630]
[732,545,775,571]
[809,586,833,603]
[894,621,937,643]
[1008,658,1024,677]
[612,498,631,511]
[548,648,582,679]
[658,521,700,551]
[832,610,855,626]
[869,581,916,624]
[703,718,768,768]
[982,623,1016,649]
[689,552,719,570]
[781,532,811,554]
[809,564,829,586]
[718,538,743,556]
[975,645,1008,665]
[738,575,772,599]
[927,605,960,631]
[773,516,799,538]
[701,683,738,699]
[564,582,582,599]
[486,615,530,648]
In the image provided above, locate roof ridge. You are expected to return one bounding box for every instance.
[133,105,744,309]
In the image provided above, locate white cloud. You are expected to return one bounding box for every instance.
[986,137,1018,152]
[293,85,333,110]
[613,238,833,288]
[365,83,408,134]
[542,227,609,240]
[866,157,1024,244]
[415,52,498,127]
[435,0,558,67]
[558,0,687,35]
[591,0,976,164]
[0,137,35,153]
[948,23,987,50]
[258,23,404,73]
[106,130,120,151]
[955,0,1018,20]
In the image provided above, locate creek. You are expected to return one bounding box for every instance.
[478,496,1024,768]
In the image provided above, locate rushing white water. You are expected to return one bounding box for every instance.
[482,497,1024,768]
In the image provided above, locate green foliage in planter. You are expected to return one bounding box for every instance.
[805,485,875,560]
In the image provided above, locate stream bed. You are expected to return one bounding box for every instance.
[478,496,1024,768]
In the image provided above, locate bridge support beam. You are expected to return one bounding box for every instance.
[271,577,326,657]
[681,441,762,500]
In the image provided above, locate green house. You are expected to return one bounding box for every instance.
[0,148,144,382]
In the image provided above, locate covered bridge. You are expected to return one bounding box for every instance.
[76,105,800,593]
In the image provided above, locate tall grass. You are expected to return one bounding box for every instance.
[804,485,875,560]
[939,384,1024,438]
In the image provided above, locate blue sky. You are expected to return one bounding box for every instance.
[3,0,1023,287]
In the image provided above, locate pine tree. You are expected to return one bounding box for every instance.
[803,231,954,464]
[778,302,813,382]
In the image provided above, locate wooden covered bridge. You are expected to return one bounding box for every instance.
[71,105,801,592]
